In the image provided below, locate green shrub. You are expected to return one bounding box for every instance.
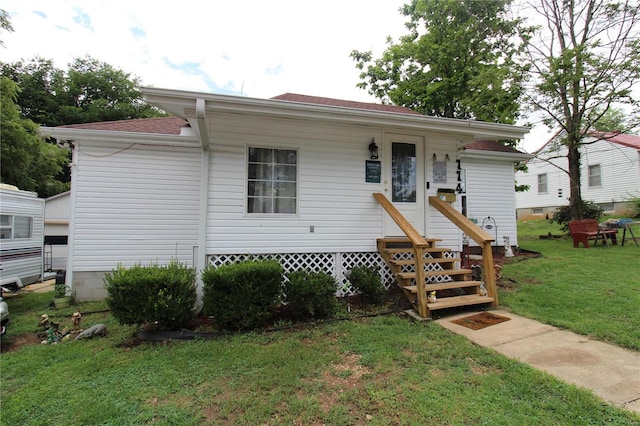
[104,260,196,329]
[284,270,337,320]
[551,200,604,232]
[202,259,283,331]
[348,266,386,305]
[626,195,640,217]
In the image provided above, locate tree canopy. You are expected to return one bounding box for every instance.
[351,0,530,125]
[521,0,640,219]
[0,77,68,197]
[1,56,164,127]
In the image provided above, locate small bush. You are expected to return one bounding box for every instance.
[202,259,283,331]
[348,266,386,305]
[284,270,337,320]
[551,200,604,232]
[626,195,640,218]
[104,260,196,329]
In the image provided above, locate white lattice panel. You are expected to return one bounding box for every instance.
[208,252,393,297]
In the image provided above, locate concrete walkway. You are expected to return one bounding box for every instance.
[435,310,640,415]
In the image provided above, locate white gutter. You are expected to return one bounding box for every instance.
[41,127,199,148]
[461,149,533,162]
[142,87,531,141]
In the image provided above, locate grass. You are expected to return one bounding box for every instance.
[1,222,639,424]
[500,218,640,350]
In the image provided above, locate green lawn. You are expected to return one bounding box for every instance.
[1,221,640,425]
[500,219,640,350]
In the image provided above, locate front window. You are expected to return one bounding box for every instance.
[588,164,601,187]
[537,174,548,194]
[0,215,33,239]
[247,147,297,214]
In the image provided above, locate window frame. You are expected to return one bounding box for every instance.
[245,146,299,215]
[0,215,33,240]
[537,173,548,194]
[588,164,602,187]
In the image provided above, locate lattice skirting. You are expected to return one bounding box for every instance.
[208,251,460,297]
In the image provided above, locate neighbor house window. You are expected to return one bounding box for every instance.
[588,164,601,187]
[537,174,548,194]
[247,147,297,214]
[0,215,33,239]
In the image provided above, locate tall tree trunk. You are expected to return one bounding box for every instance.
[567,142,583,220]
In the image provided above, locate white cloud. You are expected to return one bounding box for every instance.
[4,1,407,102]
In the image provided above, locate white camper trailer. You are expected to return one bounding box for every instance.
[0,184,45,290]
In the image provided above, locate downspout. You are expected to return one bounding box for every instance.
[65,142,78,296]
[195,98,210,309]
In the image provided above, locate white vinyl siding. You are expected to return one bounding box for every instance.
[71,142,201,271]
[207,113,387,254]
[516,138,640,210]
[462,158,519,247]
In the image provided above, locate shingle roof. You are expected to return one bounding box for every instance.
[60,116,188,134]
[463,140,525,154]
[592,132,640,150]
[271,93,422,115]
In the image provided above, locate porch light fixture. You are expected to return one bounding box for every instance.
[368,138,379,159]
[445,154,451,161]
[432,153,437,162]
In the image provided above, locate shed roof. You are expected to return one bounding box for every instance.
[59,116,188,134]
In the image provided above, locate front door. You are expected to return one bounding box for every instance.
[383,134,425,236]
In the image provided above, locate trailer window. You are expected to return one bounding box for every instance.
[0,215,33,239]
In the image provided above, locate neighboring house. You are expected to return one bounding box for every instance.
[43,90,530,309]
[0,184,44,288]
[515,132,640,219]
[44,191,70,271]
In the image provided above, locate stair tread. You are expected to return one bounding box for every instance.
[391,257,461,265]
[397,269,471,279]
[402,281,484,292]
[377,237,442,243]
[428,294,494,310]
[383,247,451,254]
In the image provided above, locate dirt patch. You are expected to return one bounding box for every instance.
[452,312,511,330]
[1,332,41,353]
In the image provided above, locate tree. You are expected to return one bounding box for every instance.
[521,0,640,219]
[351,0,530,125]
[0,77,68,197]
[0,8,13,47]
[1,56,163,127]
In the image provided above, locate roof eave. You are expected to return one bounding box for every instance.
[461,149,533,161]
[41,127,200,147]
[142,87,531,141]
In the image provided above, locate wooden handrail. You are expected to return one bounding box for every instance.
[428,195,498,307]
[372,193,429,248]
[428,196,494,246]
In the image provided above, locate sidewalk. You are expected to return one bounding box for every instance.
[435,310,640,415]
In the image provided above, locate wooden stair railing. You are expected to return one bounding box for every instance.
[372,193,431,318]
[428,196,498,307]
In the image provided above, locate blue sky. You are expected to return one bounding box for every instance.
[2,0,553,151]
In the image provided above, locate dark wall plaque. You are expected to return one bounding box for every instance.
[365,160,381,183]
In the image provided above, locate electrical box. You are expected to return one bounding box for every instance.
[437,188,456,202]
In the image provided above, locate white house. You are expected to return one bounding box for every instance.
[43,89,530,314]
[44,191,70,271]
[0,184,45,288]
[515,132,640,219]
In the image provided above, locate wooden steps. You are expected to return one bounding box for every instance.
[377,236,494,318]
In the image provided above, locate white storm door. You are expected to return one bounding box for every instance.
[383,134,425,236]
